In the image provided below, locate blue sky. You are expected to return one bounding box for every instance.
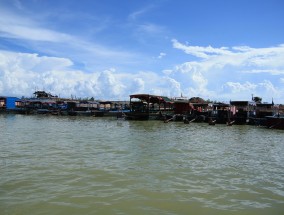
[0,0,284,103]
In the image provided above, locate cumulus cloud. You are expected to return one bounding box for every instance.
[222,80,281,101]
[0,51,95,98]
[172,39,284,69]
[0,50,182,100]
[130,78,145,94]
[170,40,284,102]
[1,37,284,104]
[223,82,257,93]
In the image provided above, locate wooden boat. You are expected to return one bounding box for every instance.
[226,120,235,126]
[249,102,276,126]
[208,103,231,124]
[265,114,284,129]
[183,118,196,124]
[208,118,216,125]
[125,94,173,120]
[230,100,256,124]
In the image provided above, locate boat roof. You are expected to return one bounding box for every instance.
[212,102,230,107]
[256,103,274,107]
[230,101,256,106]
[130,94,172,103]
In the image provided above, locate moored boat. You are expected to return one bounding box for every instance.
[265,114,284,129]
[230,100,256,124]
[125,94,173,120]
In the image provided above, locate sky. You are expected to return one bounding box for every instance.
[0,0,284,103]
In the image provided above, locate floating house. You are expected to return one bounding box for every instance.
[249,102,276,126]
[125,94,173,120]
[187,97,210,122]
[208,103,232,124]
[170,96,194,121]
[0,96,21,113]
[168,97,210,123]
[230,100,256,124]
[66,100,100,116]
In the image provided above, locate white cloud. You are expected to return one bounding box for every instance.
[0,51,92,98]
[242,69,284,75]
[96,69,126,100]
[258,80,279,95]
[130,78,145,94]
[223,82,257,93]
[221,80,281,101]
[0,50,181,100]
[154,77,181,97]
[128,6,153,21]
[172,39,284,69]
[158,52,166,59]
[0,6,139,72]
[172,39,231,59]
[169,40,284,103]
[136,23,166,36]
[0,9,71,42]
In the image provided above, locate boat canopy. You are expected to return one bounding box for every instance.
[130,94,172,104]
[230,101,256,106]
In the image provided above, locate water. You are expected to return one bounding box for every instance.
[1,114,284,215]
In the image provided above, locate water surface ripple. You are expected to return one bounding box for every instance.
[1,115,284,215]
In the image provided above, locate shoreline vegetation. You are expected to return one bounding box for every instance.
[1,91,284,130]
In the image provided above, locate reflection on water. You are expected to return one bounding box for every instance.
[1,114,284,215]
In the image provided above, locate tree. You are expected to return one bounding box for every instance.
[253,96,262,103]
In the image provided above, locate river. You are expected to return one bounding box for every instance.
[1,114,284,215]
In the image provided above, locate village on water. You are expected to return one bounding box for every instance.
[1,90,284,130]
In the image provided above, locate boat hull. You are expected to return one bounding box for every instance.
[266,116,284,129]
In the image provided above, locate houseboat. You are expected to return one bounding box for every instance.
[230,100,256,124]
[125,94,173,120]
[250,102,276,126]
[170,96,194,121]
[266,114,284,129]
[65,100,101,116]
[208,102,232,124]
[186,97,210,122]
[97,101,130,117]
[0,96,24,114]
[18,91,60,115]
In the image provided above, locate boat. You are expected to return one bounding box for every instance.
[66,101,100,116]
[208,117,216,125]
[170,96,194,121]
[265,114,284,129]
[230,100,256,124]
[208,103,232,124]
[186,97,210,122]
[249,101,276,126]
[125,94,173,120]
[226,120,235,126]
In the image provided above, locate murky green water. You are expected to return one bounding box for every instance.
[1,114,284,215]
